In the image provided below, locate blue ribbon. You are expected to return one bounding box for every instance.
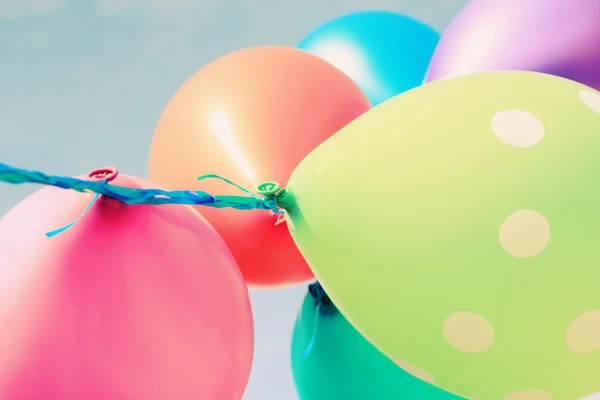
[0,163,283,237]
[45,193,102,237]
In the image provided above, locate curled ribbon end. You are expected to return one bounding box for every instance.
[45,192,102,238]
[302,303,321,358]
[302,282,337,358]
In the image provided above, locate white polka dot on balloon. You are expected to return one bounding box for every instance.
[394,360,435,383]
[491,109,545,147]
[499,210,550,258]
[566,310,600,353]
[443,311,495,353]
[503,390,553,400]
[579,90,600,114]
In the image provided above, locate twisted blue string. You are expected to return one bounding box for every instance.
[0,163,283,236]
[0,163,281,211]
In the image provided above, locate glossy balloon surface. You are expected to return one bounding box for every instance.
[284,71,600,399]
[292,290,462,400]
[425,0,600,90]
[299,10,440,105]
[149,46,371,288]
[0,173,254,400]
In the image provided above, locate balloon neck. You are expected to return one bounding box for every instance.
[46,167,125,237]
[308,282,336,313]
[256,182,296,210]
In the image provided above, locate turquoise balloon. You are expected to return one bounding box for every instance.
[298,11,440,106]
[291,283,462,400]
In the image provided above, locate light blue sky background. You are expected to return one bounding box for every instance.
[0,1,470,398]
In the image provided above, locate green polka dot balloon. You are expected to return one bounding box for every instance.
[278,71,600,400]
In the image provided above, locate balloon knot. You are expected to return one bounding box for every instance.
[256,181,295,210]
[308,282,335,312]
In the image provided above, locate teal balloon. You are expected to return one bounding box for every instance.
[298,11,440,106]
[291,284,462,400]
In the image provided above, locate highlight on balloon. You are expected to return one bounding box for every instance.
[1,3,600,400]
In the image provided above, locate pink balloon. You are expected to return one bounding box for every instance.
[0,170,254,400]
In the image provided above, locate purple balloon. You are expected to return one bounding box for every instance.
[425,0,600,89]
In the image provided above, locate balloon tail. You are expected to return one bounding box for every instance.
[46,193,101,238]
[302,304,321,358]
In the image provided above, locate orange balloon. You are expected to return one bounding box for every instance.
[149,46,371,288]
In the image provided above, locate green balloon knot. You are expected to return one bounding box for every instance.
[256,181,280,197]
[274,188,295,210]
[256,181,296,210]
